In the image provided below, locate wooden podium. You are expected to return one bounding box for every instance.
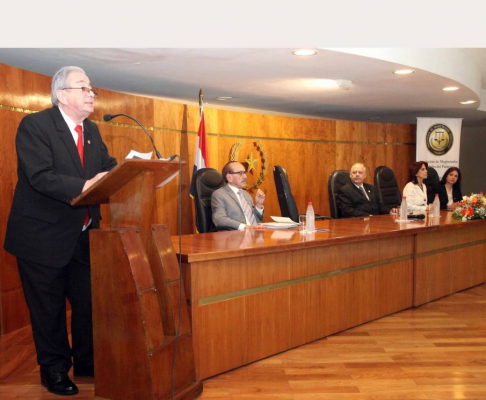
[72,160,202,400]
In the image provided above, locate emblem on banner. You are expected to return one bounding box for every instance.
[425,124,454,156]
[229,140,267,193]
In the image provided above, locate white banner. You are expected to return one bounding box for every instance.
[416,117,462,179]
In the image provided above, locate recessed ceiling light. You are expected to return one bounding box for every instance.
[133,62,143,65]
[311,79,351,90]
[216,96,232,101]
[460,100,477,105]
[442,86,459,91]
[292,49,317,56]
[313,79,339,88]
[393,69,415,75]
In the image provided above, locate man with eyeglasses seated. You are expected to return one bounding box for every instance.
[211,161,266,230]
[4,66,117,396]
[337,163,397,218]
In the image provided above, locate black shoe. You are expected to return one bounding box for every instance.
[73,364,94,378]
[41,370,79,396]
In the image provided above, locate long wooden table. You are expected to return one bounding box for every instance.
[173,211,486,380]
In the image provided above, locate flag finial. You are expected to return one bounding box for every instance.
[199,89,203,107]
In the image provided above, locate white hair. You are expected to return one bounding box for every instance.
[51,66,86,105]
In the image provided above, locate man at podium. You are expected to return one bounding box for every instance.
[4,66,117,396]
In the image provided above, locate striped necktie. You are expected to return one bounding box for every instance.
[238,190,257,225]
[358,186,369,200]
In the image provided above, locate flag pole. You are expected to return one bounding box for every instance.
[190,89,208,201]
[199,89,203,117]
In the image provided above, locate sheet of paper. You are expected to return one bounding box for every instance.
[260,222,298,229]
[270,216,297,223]
[125,150,153,160]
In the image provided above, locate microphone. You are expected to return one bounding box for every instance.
[103,113,176,161]
[407,214,425,220]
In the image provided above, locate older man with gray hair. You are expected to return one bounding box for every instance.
[4,66,117,395]
[337,163,397,218]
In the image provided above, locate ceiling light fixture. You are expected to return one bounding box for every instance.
[393,69,415,75]
[292,49,317,56]
[312,79,352,90]
[442,86,459,91]
[216,96,232,101]
[460,100,477,105]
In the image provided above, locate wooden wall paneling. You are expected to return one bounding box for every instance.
[335,143,365,174]
[385,123,416,190]
[386,122,416,144]
[319,142,338,214]
[0,110,22,291]
[385,143,416,191]
[302,139,329,212]
[1,289,30,334]
[151,100,190,234]
[99,123,152,164]
[0,63,51,112]
[93,88,155,127]
[0,108,28,334]
[152,100,203,235]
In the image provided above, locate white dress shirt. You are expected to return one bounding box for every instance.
[227,185,263,230]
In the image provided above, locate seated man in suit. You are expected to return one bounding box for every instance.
[337,163,397,218]
[211,161,266,230]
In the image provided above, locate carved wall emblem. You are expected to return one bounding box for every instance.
[229,140,268,193]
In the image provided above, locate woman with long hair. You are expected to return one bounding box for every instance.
[438,167,463,210]
[403,161,429,213]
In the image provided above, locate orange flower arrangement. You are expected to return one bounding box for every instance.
[452,192,486,221]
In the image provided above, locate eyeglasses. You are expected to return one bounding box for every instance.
[61,87,98,97]
[228,171,247,176]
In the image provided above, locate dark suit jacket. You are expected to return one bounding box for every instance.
[211,184,263,229]
[4,106,117,268]
[337,183,391,218]
[438,183,463,209]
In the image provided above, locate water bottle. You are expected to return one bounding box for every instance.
[305,202,315,233]
[432,193,440,217]
[400,196,407,221]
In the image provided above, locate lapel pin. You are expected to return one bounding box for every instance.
[87,140,91,145]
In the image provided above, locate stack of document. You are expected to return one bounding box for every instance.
[260,216,299,229]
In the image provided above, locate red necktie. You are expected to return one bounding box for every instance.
[75,125,90,227]
[75,125,84,168]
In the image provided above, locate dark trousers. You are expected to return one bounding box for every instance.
[17,229,93,373]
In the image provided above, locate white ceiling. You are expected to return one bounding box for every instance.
[1,48,486,125]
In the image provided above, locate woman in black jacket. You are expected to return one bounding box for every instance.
[438,167,463,210]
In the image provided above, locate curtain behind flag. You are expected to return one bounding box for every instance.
[189,106,209,198]
[416,117,462,178]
